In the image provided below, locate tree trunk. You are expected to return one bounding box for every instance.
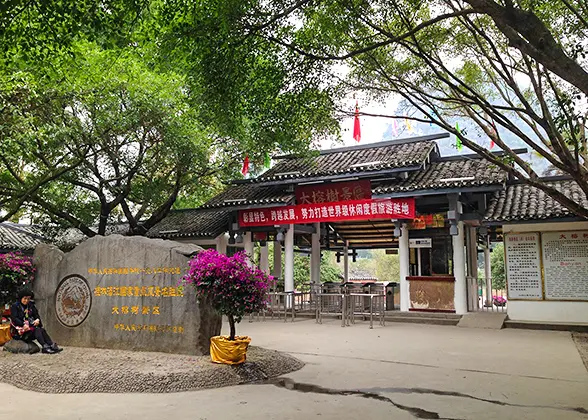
[463,0,588,96]
[228,314,236,341]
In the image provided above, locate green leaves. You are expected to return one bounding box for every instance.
[0,40,220,234]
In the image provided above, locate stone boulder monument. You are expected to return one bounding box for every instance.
[33,235,221,355]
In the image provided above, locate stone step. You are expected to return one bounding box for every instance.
[457,313,507,329]
[385,311,462,320]
[504,320,588,333]
[384,315,460,326]
[253,310,462,326]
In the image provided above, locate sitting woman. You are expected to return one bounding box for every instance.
[10,289,62,354]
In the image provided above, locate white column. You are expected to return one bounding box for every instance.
[484,238,492,306]
[243,232,254,267]
[343,240,349,282]
[453,221,468,314]
[310,223,321,284]
[399,224,410,312]
[260,242,269,274]
[469,226,480,310]
[417,248,422,276]
[215,232,228,255]
[284,225,295,292]
[273,240,282,280]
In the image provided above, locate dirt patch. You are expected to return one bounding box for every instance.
[572,333,588,372]
[0,345,303,393]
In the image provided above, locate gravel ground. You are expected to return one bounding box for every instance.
[572,333,588,372]
[0,345,303,394]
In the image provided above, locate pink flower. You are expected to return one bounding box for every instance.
[181,250,270,323]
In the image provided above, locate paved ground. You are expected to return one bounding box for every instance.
[1,318,587,420]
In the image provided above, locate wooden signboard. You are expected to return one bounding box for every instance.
[504,233,543,300]
[541,231,588,301]
[295,180,371,204]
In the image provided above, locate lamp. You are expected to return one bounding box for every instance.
[235,232,244,244]
[228,232,236,245]
[276,229,285,242]
[449,222,459,236]
[336,252,341,263]
[393,220,402,237]
[260,240,267,246]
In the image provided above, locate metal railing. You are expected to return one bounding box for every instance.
[473,277,507,313]
[250,281,387,328]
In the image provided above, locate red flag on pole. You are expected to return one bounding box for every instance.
[241,155,249,176]
[353,101,361,143]
[490,120,497,149]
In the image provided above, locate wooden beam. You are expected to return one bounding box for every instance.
[348,237,398,243]
[333,223,395,230]
[339,233,396,239]
[334,229,395,235]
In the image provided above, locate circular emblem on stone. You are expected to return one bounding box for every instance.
[55,275,92,327]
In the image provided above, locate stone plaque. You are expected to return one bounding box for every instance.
[542,231,588,301]
[504,233,543,300]
[55,275,92,327]
[33,235,221,355]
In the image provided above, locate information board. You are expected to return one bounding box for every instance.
[409,238,432,248]
[541,231,588,301]
[504,233,543,299]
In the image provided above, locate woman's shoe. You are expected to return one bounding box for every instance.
[51,343,63,353]
[42,345,56,354]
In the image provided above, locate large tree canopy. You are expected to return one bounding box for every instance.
[180,0,588,218]
[3,0,587,229]
[0,43,229,236]
[0,1,340,233]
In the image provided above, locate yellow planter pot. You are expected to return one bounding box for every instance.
[210,335,251,365]
[0,324,12,346]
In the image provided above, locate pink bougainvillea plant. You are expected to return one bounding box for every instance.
[493,295,507,306]
[0,252,36,307]
[183,249,271,340]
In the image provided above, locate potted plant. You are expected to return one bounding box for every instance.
[183,249,270,365]
[492,295,507,307]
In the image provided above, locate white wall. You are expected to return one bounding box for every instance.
[503,221,588,324]
[508,301,588,323]
[165,237,218,246]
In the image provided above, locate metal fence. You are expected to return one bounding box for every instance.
[250,281,387,328]
[472,277,507,313]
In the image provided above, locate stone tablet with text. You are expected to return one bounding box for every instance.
[33,235,221,355]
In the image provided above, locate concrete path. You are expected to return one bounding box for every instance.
[1,319,587,420]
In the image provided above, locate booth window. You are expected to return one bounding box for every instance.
[431,236,453,275]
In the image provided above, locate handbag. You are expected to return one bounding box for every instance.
[10,320,33,337]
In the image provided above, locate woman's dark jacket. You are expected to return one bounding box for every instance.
[10,301,42,337]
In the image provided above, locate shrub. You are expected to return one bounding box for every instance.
[492,295,507,306]
[183,249,270,340]
[0,252,35,307]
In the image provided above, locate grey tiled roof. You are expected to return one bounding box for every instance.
[198,157,505,210]
[55,223,132,250]
[200,184,294,209]
[245,137,439,184]
[373,158,507,194]
[484,180,588,223]
[0,223,46,252]
[147,210,231,239]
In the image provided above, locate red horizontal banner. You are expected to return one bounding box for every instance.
[295,180,371,204]
[239,198,415,227]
